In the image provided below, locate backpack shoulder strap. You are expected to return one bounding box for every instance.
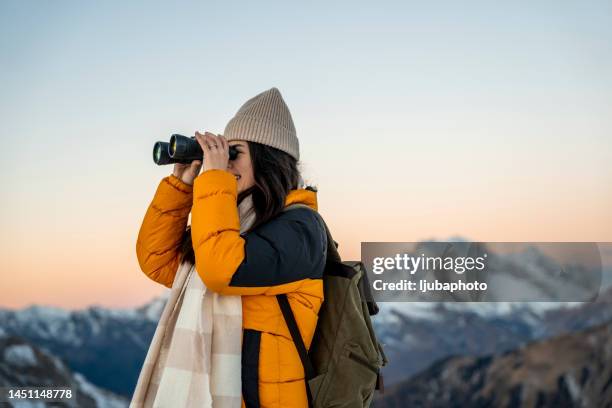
[277,294,315,407]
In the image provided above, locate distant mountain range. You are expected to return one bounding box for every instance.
[0,334,128,407]
[0,295,166,398]
[1,256,610,406]
[373,319,612,407]
[2,288,611,402]
[374,286,612,386]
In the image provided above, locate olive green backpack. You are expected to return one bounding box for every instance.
[277,204,388,408]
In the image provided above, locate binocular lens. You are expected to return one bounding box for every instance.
[153,141,192,165]
[153,134,239,165]
[153,142,171,165]
[154,143,163,162]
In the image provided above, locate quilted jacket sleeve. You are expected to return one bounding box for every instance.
[136,174,193,288]
[191,169,326,296]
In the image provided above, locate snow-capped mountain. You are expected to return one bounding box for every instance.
[0,334,128,407]
[372,286,612,385]
[0,293,169,397]
[0,294,168,347]
[1,269,610,401]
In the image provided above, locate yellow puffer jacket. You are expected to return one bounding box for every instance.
[136,170,326,408]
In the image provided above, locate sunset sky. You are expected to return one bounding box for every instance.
[1,1,611,310]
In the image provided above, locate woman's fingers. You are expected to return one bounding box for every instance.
[199,131,230,172]
[215,133,229,156]
[203,132,221,149]
[218,134,229,151]
[204,132,229,158]
[195,131,209,153]
[203,132,229,171]
[173,163,187,179]
[194,131,203,144]
[195,131,226,151]
[191,160,202,171]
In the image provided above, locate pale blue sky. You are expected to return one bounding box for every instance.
[1,0,611,308]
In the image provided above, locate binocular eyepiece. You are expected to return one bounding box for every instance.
[153,134,238,165]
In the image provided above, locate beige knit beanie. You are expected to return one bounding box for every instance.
[223,87,299,160]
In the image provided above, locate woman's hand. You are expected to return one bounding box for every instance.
[172,160,202,186]
[196,131,230,173]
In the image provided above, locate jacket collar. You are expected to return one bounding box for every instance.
[285,189,318,211]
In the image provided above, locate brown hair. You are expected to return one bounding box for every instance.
[179,141,309,265]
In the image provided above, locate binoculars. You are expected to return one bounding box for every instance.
[153,134,238,165]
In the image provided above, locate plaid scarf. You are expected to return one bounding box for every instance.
[130,195,256,408]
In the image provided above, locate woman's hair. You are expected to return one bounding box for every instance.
[179,141,307,265]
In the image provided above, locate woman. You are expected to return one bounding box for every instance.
[135,88,326,408]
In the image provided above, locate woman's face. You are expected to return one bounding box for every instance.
[227,140,255,195]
